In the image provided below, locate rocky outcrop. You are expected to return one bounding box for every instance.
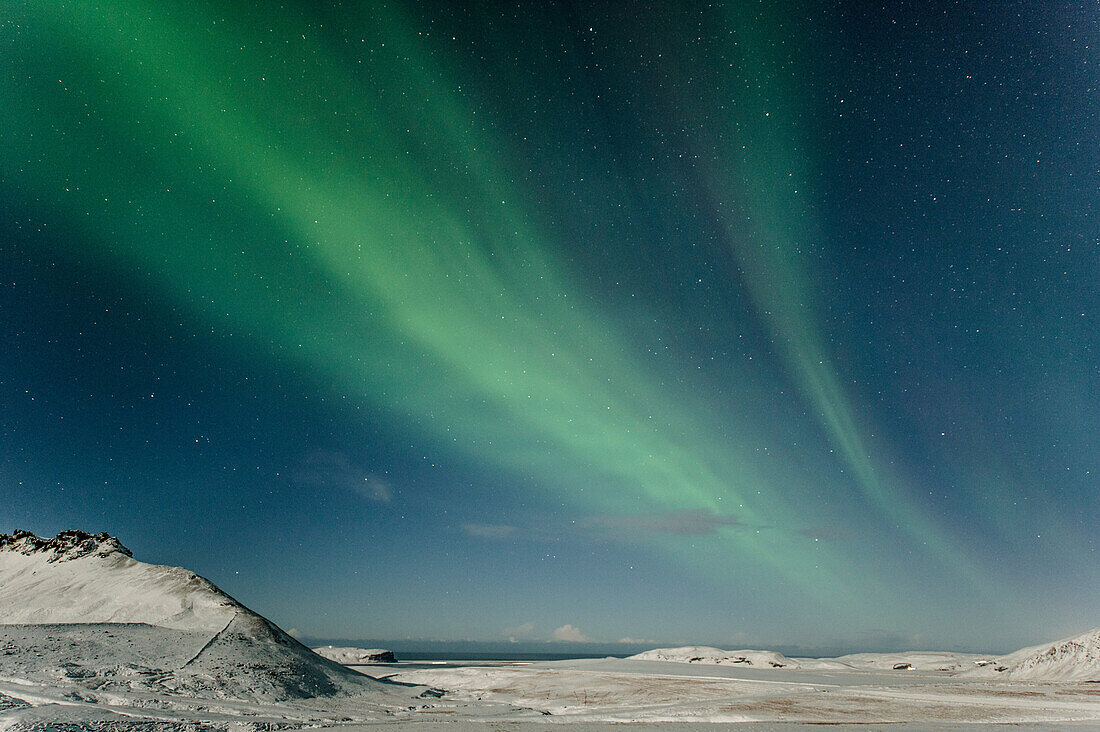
[0,529,132,561]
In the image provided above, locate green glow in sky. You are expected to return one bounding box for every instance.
[2,0,1011,624]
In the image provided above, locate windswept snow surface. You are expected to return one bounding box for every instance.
[383,655,1100,725]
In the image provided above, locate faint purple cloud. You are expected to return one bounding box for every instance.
[292,450,392,503]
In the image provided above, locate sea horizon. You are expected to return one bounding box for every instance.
[300,638,1005,661]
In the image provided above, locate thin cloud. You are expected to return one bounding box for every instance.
[358,477,392,503]
[585,508,748,536]
[462,523,517,539]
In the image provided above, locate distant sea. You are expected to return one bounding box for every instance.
[303,639,647,662]
[387,650,623,662]
[302,639,926,660]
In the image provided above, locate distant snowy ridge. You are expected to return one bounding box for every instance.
[630,646,799,668]
[633,628,1100,681]
[314,646,398,664]
[828,650,989,672]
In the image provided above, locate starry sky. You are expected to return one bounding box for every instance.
[2,1,1096,653]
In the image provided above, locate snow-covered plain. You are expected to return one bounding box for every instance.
[2,530,1099,729]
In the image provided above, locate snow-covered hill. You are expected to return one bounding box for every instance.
[0,530,412,704]
[971,627,1100,682]
[0,530,242,632]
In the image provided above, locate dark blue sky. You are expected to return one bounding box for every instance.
[2,1,1096,652]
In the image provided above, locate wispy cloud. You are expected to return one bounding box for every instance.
[505,621,536,642]
[796,525,850,542]
[462,523,517,539]
[584,508,748,536]
[552,624,593,643]
[292,450,392,503]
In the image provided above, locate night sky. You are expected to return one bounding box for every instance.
[2,1,1096,653]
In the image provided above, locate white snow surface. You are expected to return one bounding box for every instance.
[384,655,1100,724]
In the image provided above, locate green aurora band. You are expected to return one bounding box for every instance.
[702,5,989,585]
[3,1,992,612]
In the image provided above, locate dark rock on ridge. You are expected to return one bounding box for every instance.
[0,529,132,562]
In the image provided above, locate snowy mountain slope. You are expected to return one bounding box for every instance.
[0,530,240,632]
[0,530,414,703]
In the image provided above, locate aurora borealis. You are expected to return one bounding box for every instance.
[2,1,1096,652]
